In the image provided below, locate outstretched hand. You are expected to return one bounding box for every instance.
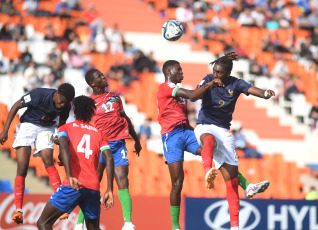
[0,132,8,145]
[134,142,142,157]
[102,191,114,210]
[69,177,82,190]
[264,90,276,99]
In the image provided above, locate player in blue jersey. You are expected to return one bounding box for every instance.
[0,83,75,224]
[190,52,275,230]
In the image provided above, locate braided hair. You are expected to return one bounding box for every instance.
[72,95,96,122]
[85,68,99,86]
[210,52,238,73]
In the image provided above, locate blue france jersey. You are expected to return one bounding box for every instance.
[197,74,252,129]
[20,88,71,127]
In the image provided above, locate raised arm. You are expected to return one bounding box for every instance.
[189,79,224,102]
[247,86,276,99]
[0,100,24,144]
[121,111,142,156]
[175,88,194,99]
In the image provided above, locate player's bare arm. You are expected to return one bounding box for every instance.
[247,86,276,99]
[121,111,142,156]
[190,79,224,102]
[0,100,23,144]
[102,190,114,210]
[59,136,82,190]
[175,88,193,99]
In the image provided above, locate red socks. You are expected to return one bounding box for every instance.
[226,177,239,228]
[46,166,61,191]
[201,135,215,173]
[14,176,25,210]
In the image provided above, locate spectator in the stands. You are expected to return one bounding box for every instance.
[44,22,58,42]
[13,56,27,74]
[12,19,26,41]
[24,61,40,91]
[20,46,33,66]
[269,74,285,104]
[94,27,109,53]
[232,128,247,150]
[68,35,83,55]
[65,49,84,69]
[251,5,265,27]
[272,60,289,78]
[54,0,71,18]
[108,59,134,87]
[23,0,39,16]
[309,101,318,131]
[249,55,263,76]
[237,7,257,27]
[284,74,303,101]
[66,0,81,10]
[109,24,124,54]
[311,27,318,46]
[132,50,156,73]
[175,1,193,34]
[0,23,13,40]
[1,0,19,15]
[230,0,243,19]
[138,118,153,142]
[211,11,229,34]
[299,36,313,59]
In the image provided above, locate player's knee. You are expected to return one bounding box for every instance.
[172,177,183,192]
[36,219,46,230]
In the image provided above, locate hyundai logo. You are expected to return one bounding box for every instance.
[204,200,261,230]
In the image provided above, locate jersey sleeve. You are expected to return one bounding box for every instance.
[236,79,253,95]
[58,124,69,140]
[117,94,124,113]
[162,82,180,98]
[197,75,212,88]
[20,88,41,107]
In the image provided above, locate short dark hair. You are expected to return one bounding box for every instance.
[58,83,75,102]
[72,95,96,122]
[85,68,99,86]
[210,52,238,73]
[162,60,179,76]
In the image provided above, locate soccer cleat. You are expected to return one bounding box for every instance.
[74,223,84,230]
[205,168,217,189]
[245,181,270,199]
[12,210,23,224]
[122,222,135,230]
[58,213,69,220]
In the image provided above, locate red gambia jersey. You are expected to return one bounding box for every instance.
[90,92,129,141]
[157,82,190,135]
[58,120,110,191]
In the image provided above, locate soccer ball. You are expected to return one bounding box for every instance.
[162,20,183,41]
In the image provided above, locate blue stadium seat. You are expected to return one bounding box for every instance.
[0,180,13,193]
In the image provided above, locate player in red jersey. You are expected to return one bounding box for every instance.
[158,60,270,230]
[37,95,114,230]
[75,69,141,230]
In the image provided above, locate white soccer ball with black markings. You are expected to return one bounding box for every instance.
[162,20,183,41]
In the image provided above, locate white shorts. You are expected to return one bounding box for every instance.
[194,124,238,169]
[12,123,55,156]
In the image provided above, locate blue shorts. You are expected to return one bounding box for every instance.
[99,139,129,166]
[161,127,200,164]
[49,185,100,219]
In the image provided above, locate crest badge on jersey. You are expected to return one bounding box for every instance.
[228,89,234,97]
[24,94,31,103]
